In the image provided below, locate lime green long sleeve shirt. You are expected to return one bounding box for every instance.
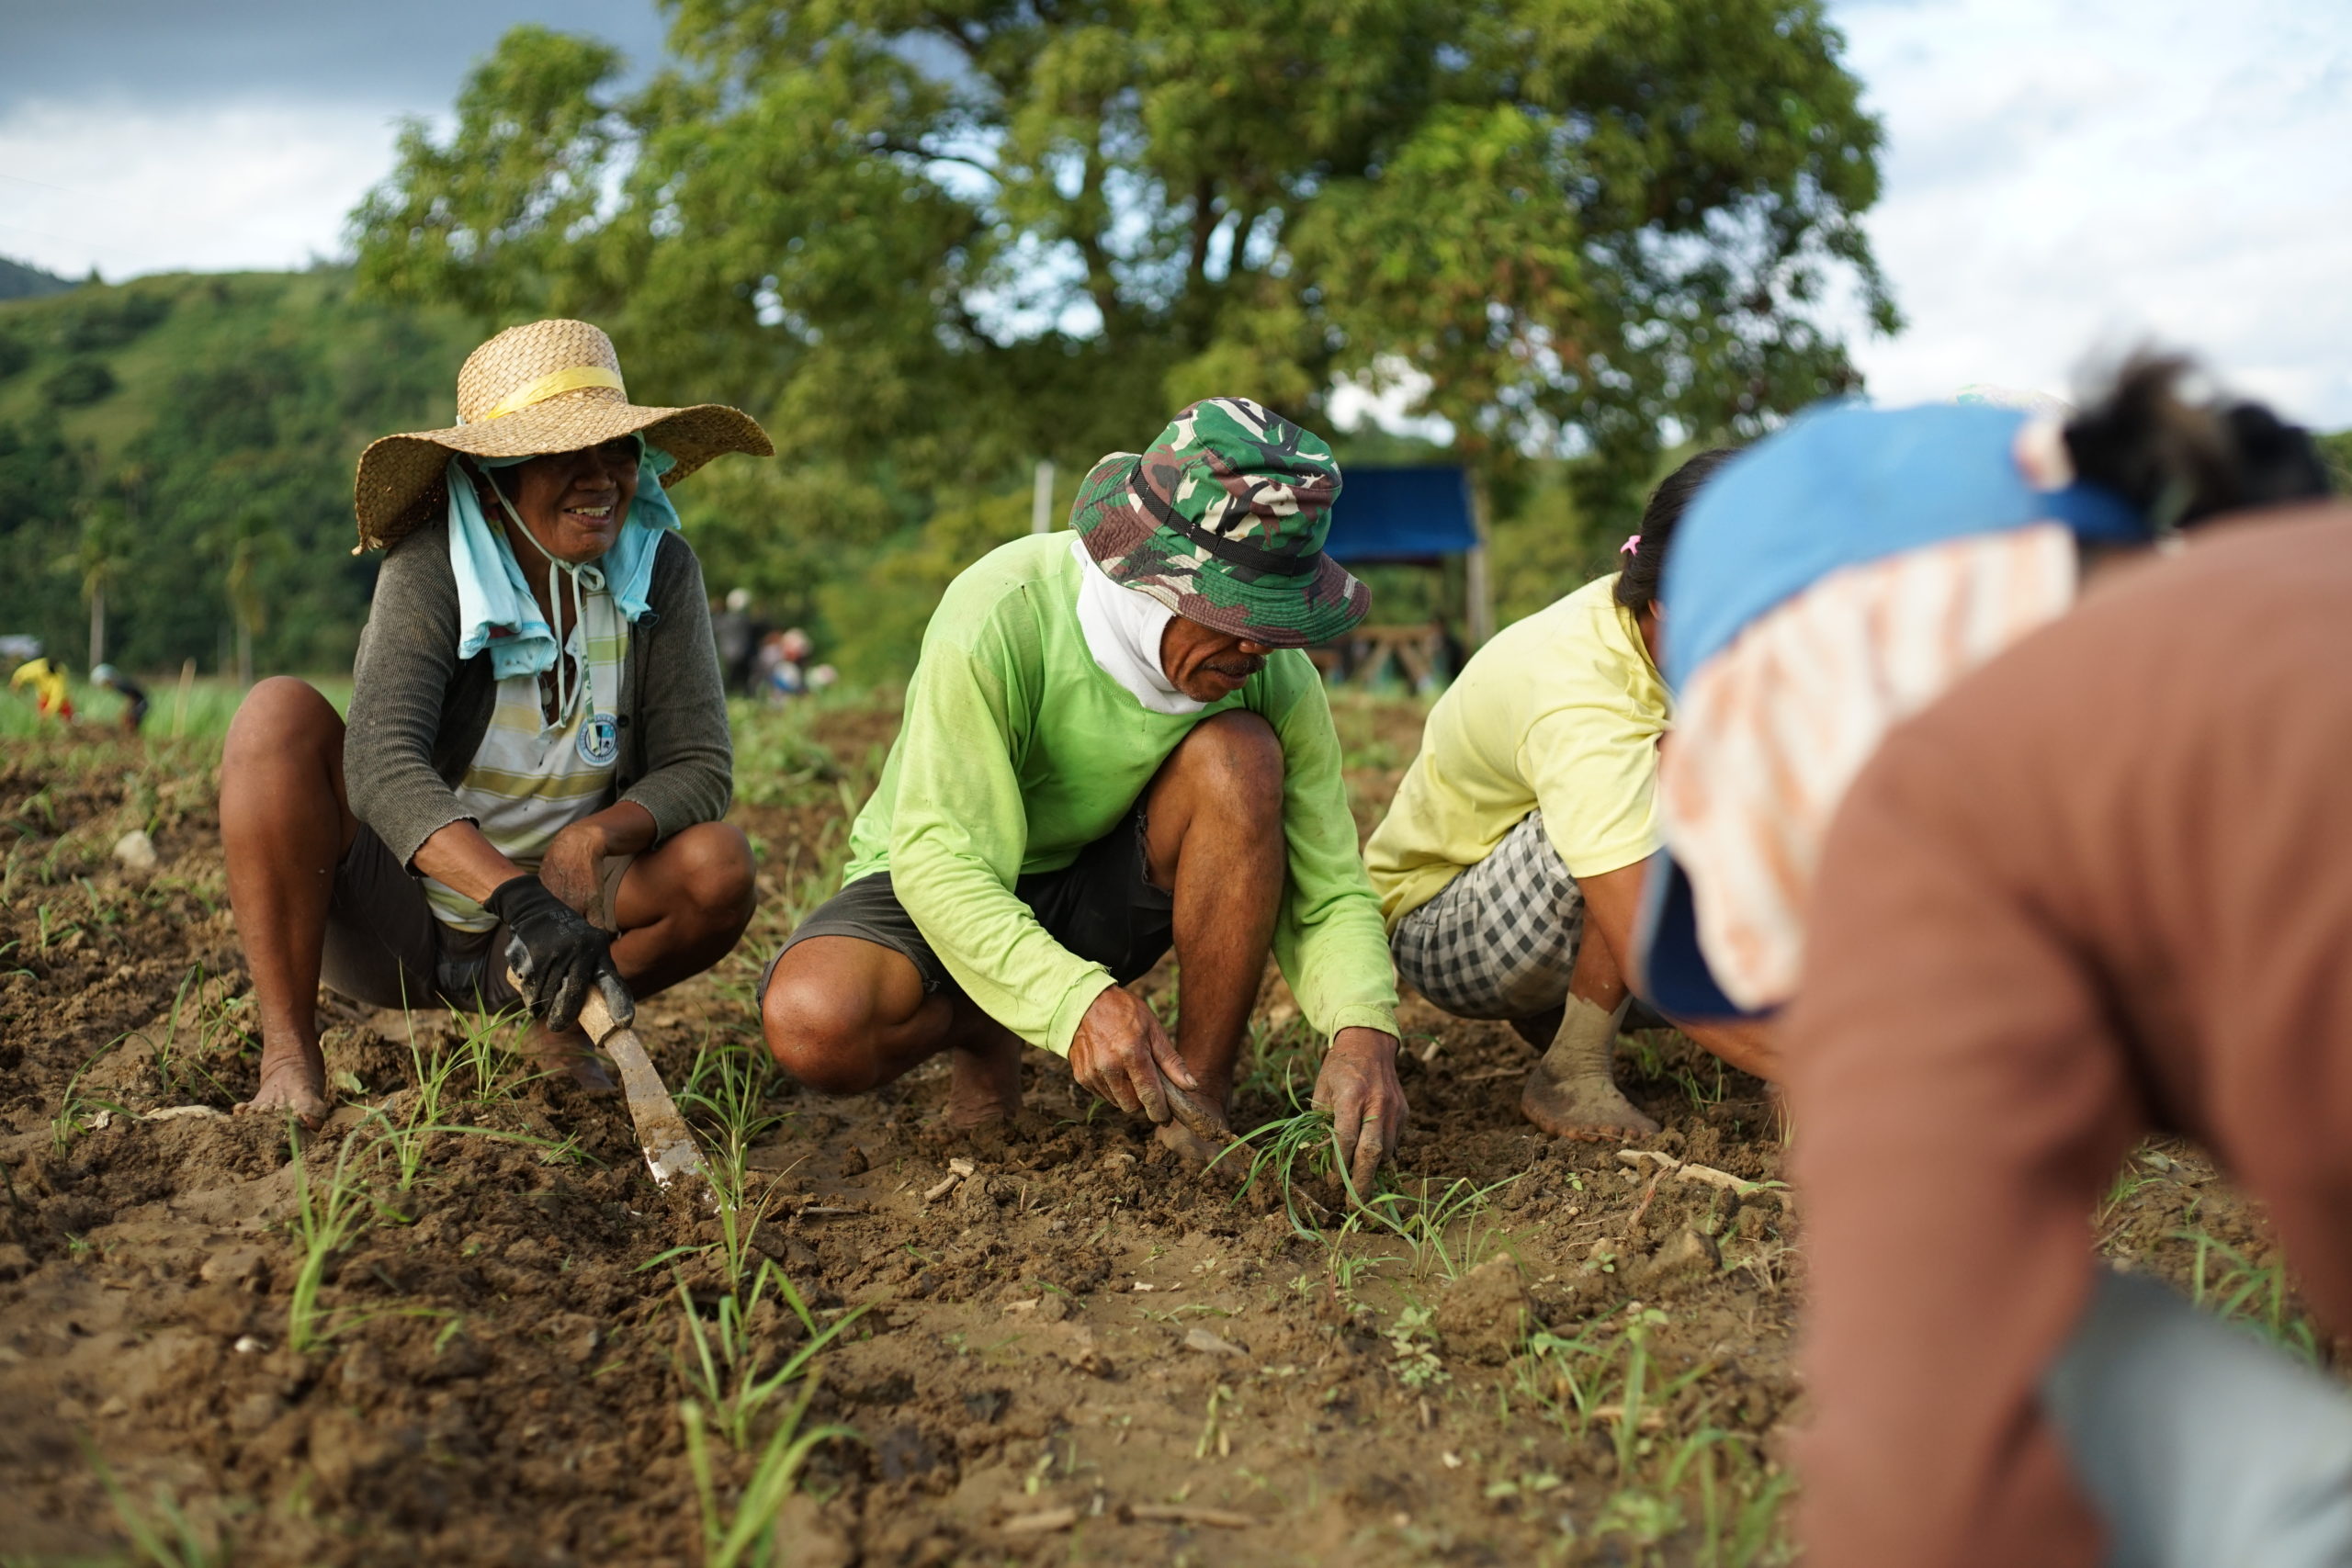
[840,532,1400,1057]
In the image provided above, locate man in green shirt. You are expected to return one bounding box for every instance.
[761,399,1407,1188]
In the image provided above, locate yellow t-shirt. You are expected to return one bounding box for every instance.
[1365,572,1668,927]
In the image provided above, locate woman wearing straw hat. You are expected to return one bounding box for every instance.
[223,319,772,1127]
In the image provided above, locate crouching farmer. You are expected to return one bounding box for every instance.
[762,399,1407,1190]
[1364,452,1774,1141]
[226,320,766,1126]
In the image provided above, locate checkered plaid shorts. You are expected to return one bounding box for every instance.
[1390,810,1586,1021]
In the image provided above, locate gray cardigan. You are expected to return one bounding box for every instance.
[345,521,733,868]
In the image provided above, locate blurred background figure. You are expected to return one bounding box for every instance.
[754,626,818,704]
[91,664,149,734]
[9,655,74,722]
[711,586,759,696]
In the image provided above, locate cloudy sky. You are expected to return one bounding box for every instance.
[3,0,2346,425]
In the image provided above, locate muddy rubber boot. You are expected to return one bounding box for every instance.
[1519,996,1659,1141]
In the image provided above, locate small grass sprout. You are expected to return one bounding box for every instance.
[2176,1227,2322,1363]
[673,1257,869,1449]
[79,1438,225,1568]
[52,1036,132,1157]
[681,1385,855,1568]
[1385,1303,1447,1389]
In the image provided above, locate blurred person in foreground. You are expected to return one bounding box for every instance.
[1639,358,2343,1566]
[761,399,1407,1191]
[1363,451,1774,1141]
[223,320,769,1128]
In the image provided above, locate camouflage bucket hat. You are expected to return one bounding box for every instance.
[1069,397,1371,649]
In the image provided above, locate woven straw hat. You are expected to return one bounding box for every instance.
[352,319,773,549]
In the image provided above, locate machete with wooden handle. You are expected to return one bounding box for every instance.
[509,967,707,1191]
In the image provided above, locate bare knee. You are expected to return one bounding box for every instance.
[665,822,756,931]
[761,959,886,1094]
[1169,709,1284,828]
[223,678,341,777]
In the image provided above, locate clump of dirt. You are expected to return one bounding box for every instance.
[0,712,2306,1566]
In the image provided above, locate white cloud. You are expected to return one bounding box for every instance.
[1830,0,2352,426]
[0,96,402,279]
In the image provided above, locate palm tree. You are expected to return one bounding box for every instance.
[206,510,276,688]
[59,504,127,672]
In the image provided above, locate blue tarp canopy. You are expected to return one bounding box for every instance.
[1324,466,1476,564]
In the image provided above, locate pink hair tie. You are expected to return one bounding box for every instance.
[1619,533,1642,557]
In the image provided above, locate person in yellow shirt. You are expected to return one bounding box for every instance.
[8,657,74,722]
[1365,451,1772,1138]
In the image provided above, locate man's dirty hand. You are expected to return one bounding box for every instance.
[537,819,612,927]
[1314,1027,1408,1201]
[1069,985,1204,1129]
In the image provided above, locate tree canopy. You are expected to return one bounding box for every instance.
[354,0,1894,671]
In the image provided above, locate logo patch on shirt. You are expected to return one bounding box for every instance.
[578,712,620,767]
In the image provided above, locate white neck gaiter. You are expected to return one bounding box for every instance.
[1069,537,1204,716]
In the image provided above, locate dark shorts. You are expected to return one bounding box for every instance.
[321,824,632,1015]
[762,806,1174,1005]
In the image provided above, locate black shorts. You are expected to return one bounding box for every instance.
[761,806,1174,1004]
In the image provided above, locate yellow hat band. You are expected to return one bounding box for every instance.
[472,365,627,423]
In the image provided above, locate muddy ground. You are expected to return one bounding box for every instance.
[0,699,2311,1566]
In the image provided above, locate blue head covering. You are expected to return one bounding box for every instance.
[1660,400,2147,691]
[1637,399,2152,1020]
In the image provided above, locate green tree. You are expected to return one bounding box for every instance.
[354,1,1893,667]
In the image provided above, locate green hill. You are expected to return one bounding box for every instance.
[0,269,475,675]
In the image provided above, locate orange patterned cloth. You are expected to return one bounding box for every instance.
[1657,525,2078,1010]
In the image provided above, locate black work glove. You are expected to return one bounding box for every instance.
[486,875,634,1033]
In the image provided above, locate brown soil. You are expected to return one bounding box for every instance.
[0,709,2301,1566]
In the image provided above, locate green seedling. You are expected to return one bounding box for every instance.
[680,1387,854,1568]
[454,1009,546,1103]
[282,1129,446,1352]
[679,1038,788,1200]
[2176,1228,2323,1363]
[1220,1080,1352,1237]
[1691,1430,1796,1568]
[1233,1012,1320,1107]
[51,1036,132,1157]
[143,964,239,1107]
[78,1437,224,1568]
[1517,1306,1792,1562]
[1324,1210,1402,1307]
[673,1258,870,1450]
[284,1132,375,1352]
[1671,1058,1729,1112]
[1194,1382,1236,1459]
[1385,1304,1447,1389]
[1358,1173,1520,1281]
